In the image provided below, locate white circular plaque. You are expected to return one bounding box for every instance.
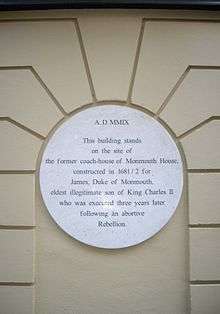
[39,105,183,249]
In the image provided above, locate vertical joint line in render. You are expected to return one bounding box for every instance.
[127,19,145,105]
[74,19,97,103]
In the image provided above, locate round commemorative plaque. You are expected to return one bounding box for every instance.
[39,104,183,249]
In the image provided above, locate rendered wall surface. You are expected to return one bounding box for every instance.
[0,9,219,314]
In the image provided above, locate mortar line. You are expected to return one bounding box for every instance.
[143,18,220,23]
[190,280,220,285]
[0,170,35,174]
[30,67,68,116]
[1,17,220,24]
[156,66,190,117]
[0,65,68,117]
[0,18,77,23]
[0,282,34,286]
[74,19,97,103]
[186,181,191,314]
[178,116,220,140]
[187,169,220,173]
[0,117,45,140]
[189,224,220,228]
[33,152,37,314]
[156,65,220,117]
[0,225,35,230]
[0,65,31,70]
[127,19,145,104]
[189,65,220,70]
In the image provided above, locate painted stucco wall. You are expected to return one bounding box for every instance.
[0,9,219,314]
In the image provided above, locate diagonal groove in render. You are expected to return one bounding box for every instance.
[74,19,97,103]
[127,19,145,104]
[0,18,89,116]
[156,65,220,117]
[178,116,220,140]
[0,116,45,140]
[0,65,68,132]
[0,18,97,106]
[29,66,68,116]
[134,18,220,117]
[156,66,190,117]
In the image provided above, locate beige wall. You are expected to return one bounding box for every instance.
[0,9,220,314]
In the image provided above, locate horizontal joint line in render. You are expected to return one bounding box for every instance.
[0,282,34,286]
[189,224,220,228]
[0,170,35,174]
[143,18,220,24]
[187,169,220,173]
[190,280,220,285]
[0,18,77,23]
[0,225,35,230]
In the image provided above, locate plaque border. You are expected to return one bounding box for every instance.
[36,101,187,249]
